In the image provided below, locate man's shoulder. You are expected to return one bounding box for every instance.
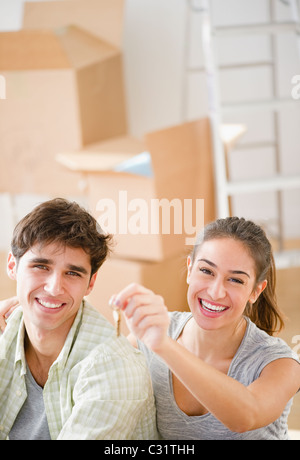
[78,300,116,345]
[72,303,150,386]
[82,300,113,327]
[81,301,144,362]
[76,301,142,357]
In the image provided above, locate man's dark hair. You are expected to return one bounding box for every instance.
[11,198,113,276]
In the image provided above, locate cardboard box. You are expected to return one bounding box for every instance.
[86,252,189,335]
[0,26,127,195]
[57,118,216,261]
[23,0,125,48]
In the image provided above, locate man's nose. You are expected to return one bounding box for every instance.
[44,272,65,296]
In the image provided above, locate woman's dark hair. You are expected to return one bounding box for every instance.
[11,198,113,276]
[191,217,284,336]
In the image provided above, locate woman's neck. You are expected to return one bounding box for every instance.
[178,316,247,365]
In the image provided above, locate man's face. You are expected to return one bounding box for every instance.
[7,242,97,336]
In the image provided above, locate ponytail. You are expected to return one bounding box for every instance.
[244,253,285,336]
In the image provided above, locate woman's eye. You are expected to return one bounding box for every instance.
[229,277,244,285]
[199,267,213,275]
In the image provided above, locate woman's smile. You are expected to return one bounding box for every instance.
[199,298,230,317]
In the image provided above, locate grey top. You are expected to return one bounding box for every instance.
[9,365,51,440]
[138,312,300,440]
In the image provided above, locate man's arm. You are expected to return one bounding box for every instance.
[56,344,157,440]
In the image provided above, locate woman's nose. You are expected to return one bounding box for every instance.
[207,278,226,301]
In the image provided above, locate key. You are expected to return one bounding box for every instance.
[112,306,121,337]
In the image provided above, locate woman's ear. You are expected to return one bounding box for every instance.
[249,279,267,305]
[186,256,193,285]
[7,253,17,281]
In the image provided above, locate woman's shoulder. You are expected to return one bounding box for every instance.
[168,311,193,340]
[232,317,299,381]
[245,317,297,355]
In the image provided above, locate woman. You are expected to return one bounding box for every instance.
[111,217,300,440]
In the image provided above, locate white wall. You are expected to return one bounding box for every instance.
[0,0,299,250]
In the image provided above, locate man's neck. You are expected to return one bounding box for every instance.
[24,328,66,388]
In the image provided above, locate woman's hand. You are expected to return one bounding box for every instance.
[0,296,19,332]
[110,283,170,352]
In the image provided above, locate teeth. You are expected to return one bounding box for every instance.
[201,300,227,312]
[37,299,63,309]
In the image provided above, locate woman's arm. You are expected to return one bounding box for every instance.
[155,335,299,432]
[0,297,19,332]
[114,283,300,433]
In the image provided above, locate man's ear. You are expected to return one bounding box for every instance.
[85,271,98,296]
[7,252,17,281]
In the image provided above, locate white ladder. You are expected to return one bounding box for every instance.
[183,0,300,268]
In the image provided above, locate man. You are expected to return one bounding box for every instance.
[0,198,158,440]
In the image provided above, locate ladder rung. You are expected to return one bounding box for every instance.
[274,249,300,269]
[214,22,300,37]
[225,175,300,195]
[187,61,273,73]
[222,98,300,114]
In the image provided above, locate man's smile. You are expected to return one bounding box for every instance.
[35,297,67,310]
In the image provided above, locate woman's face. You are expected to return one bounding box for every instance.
[187,237,267,331]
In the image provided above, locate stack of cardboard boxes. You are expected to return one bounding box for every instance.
[0,0,127,195]
[0,1,218,331]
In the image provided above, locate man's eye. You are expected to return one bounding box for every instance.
[67,271,81,277]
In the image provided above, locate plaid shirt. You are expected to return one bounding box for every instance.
[0,302,158,440]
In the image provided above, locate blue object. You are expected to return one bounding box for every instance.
[114,151,154,178]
